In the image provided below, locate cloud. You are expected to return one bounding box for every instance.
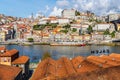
[45,5,50,11]
[49,6,63,16]
[54,0,120,16]
[76,0,120,15]
[73,4,78,9]
[56,0,69,7]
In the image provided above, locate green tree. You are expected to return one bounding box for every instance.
[95,19,102,23]
[51,23,57,28]
[40,25,46,30]
[28,38,34,42]
[63,24,71,30]
[33,25,40,30]
[60,29,68,34]
[87,25,93,34]
[72,28,77,32]
[41,52,51,60]
[33,24,46,30]
[88,18,94,22]
[75,10,80,16]
[103,29,110,35]
[110,31,116,38]
[71,19,76,23]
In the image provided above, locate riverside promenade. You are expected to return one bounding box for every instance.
[1,39,120,46]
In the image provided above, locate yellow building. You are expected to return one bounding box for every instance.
[0,31,6,42]
[0,49,19,66]
[84,34,91,41]
[117,24,120,31]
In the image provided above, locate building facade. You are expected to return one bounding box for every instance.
[0,31,6,42]
[93,23,115,32]
[62,9,76,19]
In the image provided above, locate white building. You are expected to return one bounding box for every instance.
[62,9,76,19]
[39,20,48,25]
[58,18,70,24]
[81,24,89,32]
[39,18,49,25]
[108,14,120,22]
[96,16,107,22]
[92,33,104,41]
[71,24,81,32]
[93,23,115,32]
[50,19,58,24]
[75,15,89,20]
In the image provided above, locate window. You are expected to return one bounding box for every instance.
[4,58,7,62]
[8,59,10,62]
[16,64,19,67]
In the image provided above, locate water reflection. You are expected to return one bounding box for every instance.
[0,45,120,62]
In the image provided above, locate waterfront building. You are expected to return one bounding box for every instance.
[0,31,6,42]
[83,34,91,41]
[93,23,115,32]
[62,9,76,19]
[0,46,7,54]
[0,48,30,77]
[12,56,30,76]
[0,64,22,80]
[0,49,19,66]
[91,32,104,41]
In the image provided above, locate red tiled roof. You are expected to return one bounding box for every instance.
[109,53,120,58]
[31,53,120,80]
[0,46,6,51]
[0,49,18,57]
[0,64,22,80]
[12,56,29,64]
[31,58,55,80]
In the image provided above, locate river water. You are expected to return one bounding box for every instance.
[1,45,120,62]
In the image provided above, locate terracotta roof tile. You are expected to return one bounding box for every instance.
[0,64,22,80]
[72,56,100,73]
[12,56,29,64]
[0,46,6,51]
[0,49,18,57]
[31,58,56,80]
[100,55,120,65]
[31,53,120,80]
[109,53,120,58]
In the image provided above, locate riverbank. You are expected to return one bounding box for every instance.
[87,42,120,46]
[0,42,50,46]
[1,41,120,47]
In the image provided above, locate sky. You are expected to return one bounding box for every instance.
[0,0,120,18]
